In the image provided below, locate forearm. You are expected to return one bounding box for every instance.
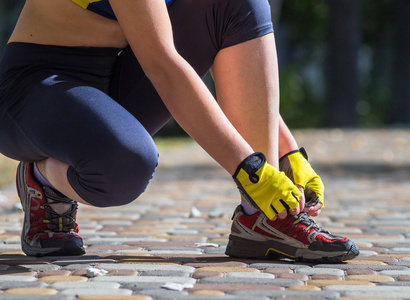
[278,115,299,158]
[148,54,254,175]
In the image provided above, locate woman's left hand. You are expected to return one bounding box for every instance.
[279,147,324,216]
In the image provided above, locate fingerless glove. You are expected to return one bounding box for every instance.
[233,152,301,219]
[279,147,324,208]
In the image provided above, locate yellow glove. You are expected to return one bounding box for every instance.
[279,147,324,208]
[233,152,302,219]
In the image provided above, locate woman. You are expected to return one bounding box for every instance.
[0,0,358,261]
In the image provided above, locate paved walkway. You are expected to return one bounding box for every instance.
[1,128,410,299]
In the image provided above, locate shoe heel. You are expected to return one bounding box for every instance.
[16,162,27,204]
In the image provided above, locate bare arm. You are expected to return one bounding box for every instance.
[109,0,253,174]
[278,115,299,157]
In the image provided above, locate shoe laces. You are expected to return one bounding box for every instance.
[41,186,79,233]
[292,212,327,233]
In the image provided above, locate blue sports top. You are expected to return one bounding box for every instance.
[71,0,173,20]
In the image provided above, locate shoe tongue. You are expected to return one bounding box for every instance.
[43,186,75,214]
[47,201,73,215]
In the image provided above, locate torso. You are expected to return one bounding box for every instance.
[8,0,128,48]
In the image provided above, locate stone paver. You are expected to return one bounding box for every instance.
[60,288,133,296]
[2,288,58,295]
[77,296,152,300]
[296,267,345,276]
[2,129,410,299]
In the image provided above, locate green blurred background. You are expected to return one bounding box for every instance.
[1,0,409,133]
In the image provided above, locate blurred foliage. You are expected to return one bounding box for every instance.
[278,0,409,128]
[279,66,324,128]
[277,1,329,128]
[279,1,329,47]
[0,0,24,53]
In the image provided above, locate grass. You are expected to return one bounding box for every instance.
[0,155,18,189]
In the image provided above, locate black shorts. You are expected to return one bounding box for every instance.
[0,0,273,207]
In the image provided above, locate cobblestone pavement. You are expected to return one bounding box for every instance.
[1,128,410,300]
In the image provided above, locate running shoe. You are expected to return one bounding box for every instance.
[225,205,359,262]
[16,162,85,257]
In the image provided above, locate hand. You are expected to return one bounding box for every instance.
[233,152,302,220]
[279,147,324,216]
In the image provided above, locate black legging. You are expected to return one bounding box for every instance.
[0,0,273,207]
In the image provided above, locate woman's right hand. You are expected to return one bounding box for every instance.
[233,152,302,220]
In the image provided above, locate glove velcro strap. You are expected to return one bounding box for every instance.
[232,152,266,212]
[279,147,308,163]
[232,152,266,183]
[299,147,308,160]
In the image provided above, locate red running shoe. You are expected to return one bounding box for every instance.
[16,162,85,257]
[226,205,359,262]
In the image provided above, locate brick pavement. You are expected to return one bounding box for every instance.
[1,128,410,299]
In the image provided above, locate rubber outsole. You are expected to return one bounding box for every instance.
[225,234,360,263]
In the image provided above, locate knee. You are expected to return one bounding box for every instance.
[68,141,159,207]
[102,148,158,207]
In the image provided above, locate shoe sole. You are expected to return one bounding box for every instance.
[17,162,85,257]
[225,234,360,263]
[22,235,86,257]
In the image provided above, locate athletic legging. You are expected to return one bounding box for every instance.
[0,0,273,207]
